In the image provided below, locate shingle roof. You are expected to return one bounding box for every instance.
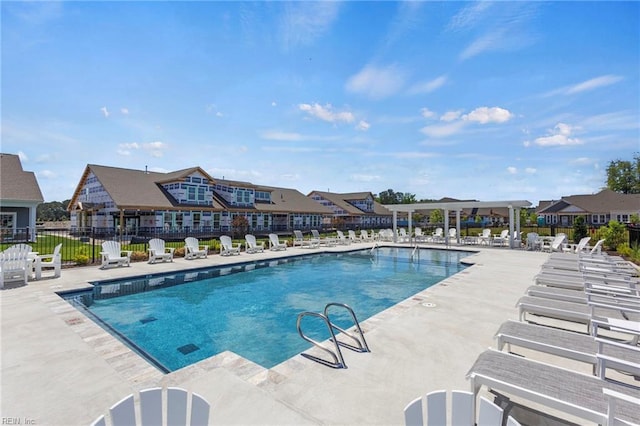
[309,191,391,216]
[537,189,640,214]
[0,153,44,202]
[258,187,333,214]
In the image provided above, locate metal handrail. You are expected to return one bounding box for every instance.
[324,302,370,353]
[296,311,347,368]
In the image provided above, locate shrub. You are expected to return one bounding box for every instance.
[617,242,640,265]
[572,216,588,244]
[596,220,627,251]
[74,254,89,265]
[130,251,148,262]
[173,247,186,257]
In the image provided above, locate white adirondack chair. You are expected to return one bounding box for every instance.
[91,387,210,426]
[220,235,241,256]
[147,238,174,264]
[244,234,264,253]
[268,233,287,251]
[184,237,208,259]
[35,243,62,279]
[100,241,132,269]
[0,244,33,288]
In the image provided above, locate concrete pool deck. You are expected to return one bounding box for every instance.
[0,242,622,425]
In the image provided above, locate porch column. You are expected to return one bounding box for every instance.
[516,208,521,249]
[508,206,515,249]
[455,210,461,245]
[119,209,124,237]
[392,210,398,243]
[407,211,413,243]
[444,209,450,246]
[29,205,37,242]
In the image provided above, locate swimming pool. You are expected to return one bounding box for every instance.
[62,247,470,371]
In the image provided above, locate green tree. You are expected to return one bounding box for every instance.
[429,209,444,224]
[606,153,640,194]
[596,220,627,251]
[572,216,588,244]
[376,189,416,204]
[37,200,70,221]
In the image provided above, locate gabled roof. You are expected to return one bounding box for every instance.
[537,189,640,214]
[309,191,391,216]
[155,167,215,185]
[257,187,333,214]
[0,153,44,203]
[69,164,225,210]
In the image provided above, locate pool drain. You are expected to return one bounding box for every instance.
[422,302,436,308]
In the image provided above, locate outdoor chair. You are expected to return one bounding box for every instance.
[91,387,210,426]
[268,233,287,251]
[336,230,351,245]
[100,241,132,269]
[244,234,264,253]
[0,244,33,288]
[147,238,174,264]
[35,243,62,279]
[219,235,241,256]
[293,230,319,248]
[184,237,208,260]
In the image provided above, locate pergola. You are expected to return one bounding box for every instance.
[383,200,532,249]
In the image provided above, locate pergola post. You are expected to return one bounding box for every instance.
[392,210,398,243]
[444,209,450,246]
[455,210,461,245]
[508,206,515,248]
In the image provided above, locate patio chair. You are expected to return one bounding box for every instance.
[184,237,208,260]
[562,236,591,254]
[542,233,567,252]
[0,245,32,288]
[495,320,640,376]
[147,238,174,264]
[268,233,287,251]
[293,230,319,248]
[403,389,522,426]
[311,229,336,246]
[525,232,542,251]
[492,230,509,247]
[336,230,351,245]
[466,349,640,425]
[35,243,62,279]
[478,229,492,246]
[347,230,359,243]
[219,235,241,256]
[244,234,265,253]
[91,387,210,426]
[100,241,132,269]
[417,227,431,242]
[398,228,409,243]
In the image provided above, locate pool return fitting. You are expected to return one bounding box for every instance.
[296,302,370,369]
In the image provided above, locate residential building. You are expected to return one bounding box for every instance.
[0,153,44,242]
[307,191,392,228]
[68,164,333,236]
[536,189,640,226]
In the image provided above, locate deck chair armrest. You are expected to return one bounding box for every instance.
[121,250,133,257]
[590,318,640,337]
[200,245,209,251]
[596,353,640,377]
[37,254,54,261]
[603,388,640,407]
[166,247,175,254]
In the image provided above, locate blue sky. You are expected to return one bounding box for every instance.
[2,1,639,205]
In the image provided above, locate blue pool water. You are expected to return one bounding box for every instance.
[63,247,470,371]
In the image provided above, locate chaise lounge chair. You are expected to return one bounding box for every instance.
[147,238,174,264]
[220,235,241,256]
[466,349,640,425]
[311,229,336,246]
[268,234,287,251]
[293,230,319,248]
[244,234,265,253]
[336,230,351,245]
[184,237,208,260]
[100,241,132,269]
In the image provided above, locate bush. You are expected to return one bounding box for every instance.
[617,242,640,265]
[173,247,186,257]
[572,216,588,244]
[130,251,148,262]
[596,220,627,250]
[74,254,89,265]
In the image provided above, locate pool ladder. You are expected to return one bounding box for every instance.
[296,302,370,369]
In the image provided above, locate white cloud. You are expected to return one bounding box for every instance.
[356,120,370,131]
[119,142,140,150]
[525,167,537,174]
[345,65,405,99]
[440,110,463,122]
[534,123,582,146]
[507,166,517,174]
[261,130,304,141]
[421,108,436,119]
[407,75,448,95]
[565,75,623,94]
[463,106,513,124]
[570,157,594,165]
[392,152,439,159]
[459,29,507,60]
[350,173,381,182]
[271,101,277,107]
[100,106,109,118]
[280,2,340,48]
[143,141,168,157]
[298,103,354,123]
[420,121,465,138]
[120,108,129,115]
[447,1,494,31]
[37,170,57,179]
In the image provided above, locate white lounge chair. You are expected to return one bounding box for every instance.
[347,230,359,243]
[91,387,210,426]
[220,235,241,256]
[562,236,591,254]
[542,234,567,252]
[428,228,442,243]
[0,245,32,288]
[311,229,336,246]
[403,389,522,426]
[184,237,208,260]
[492,230,509,247]
[478,229,492,246]
[147,238,174,264]
[336,230,351,245]
[100,241,132,269]
[525,232,542,251]
[467,349,640,425]
[293,230,319,248]
[244,234,264,253]
[268,233,287,251]
[35,243,62,279]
